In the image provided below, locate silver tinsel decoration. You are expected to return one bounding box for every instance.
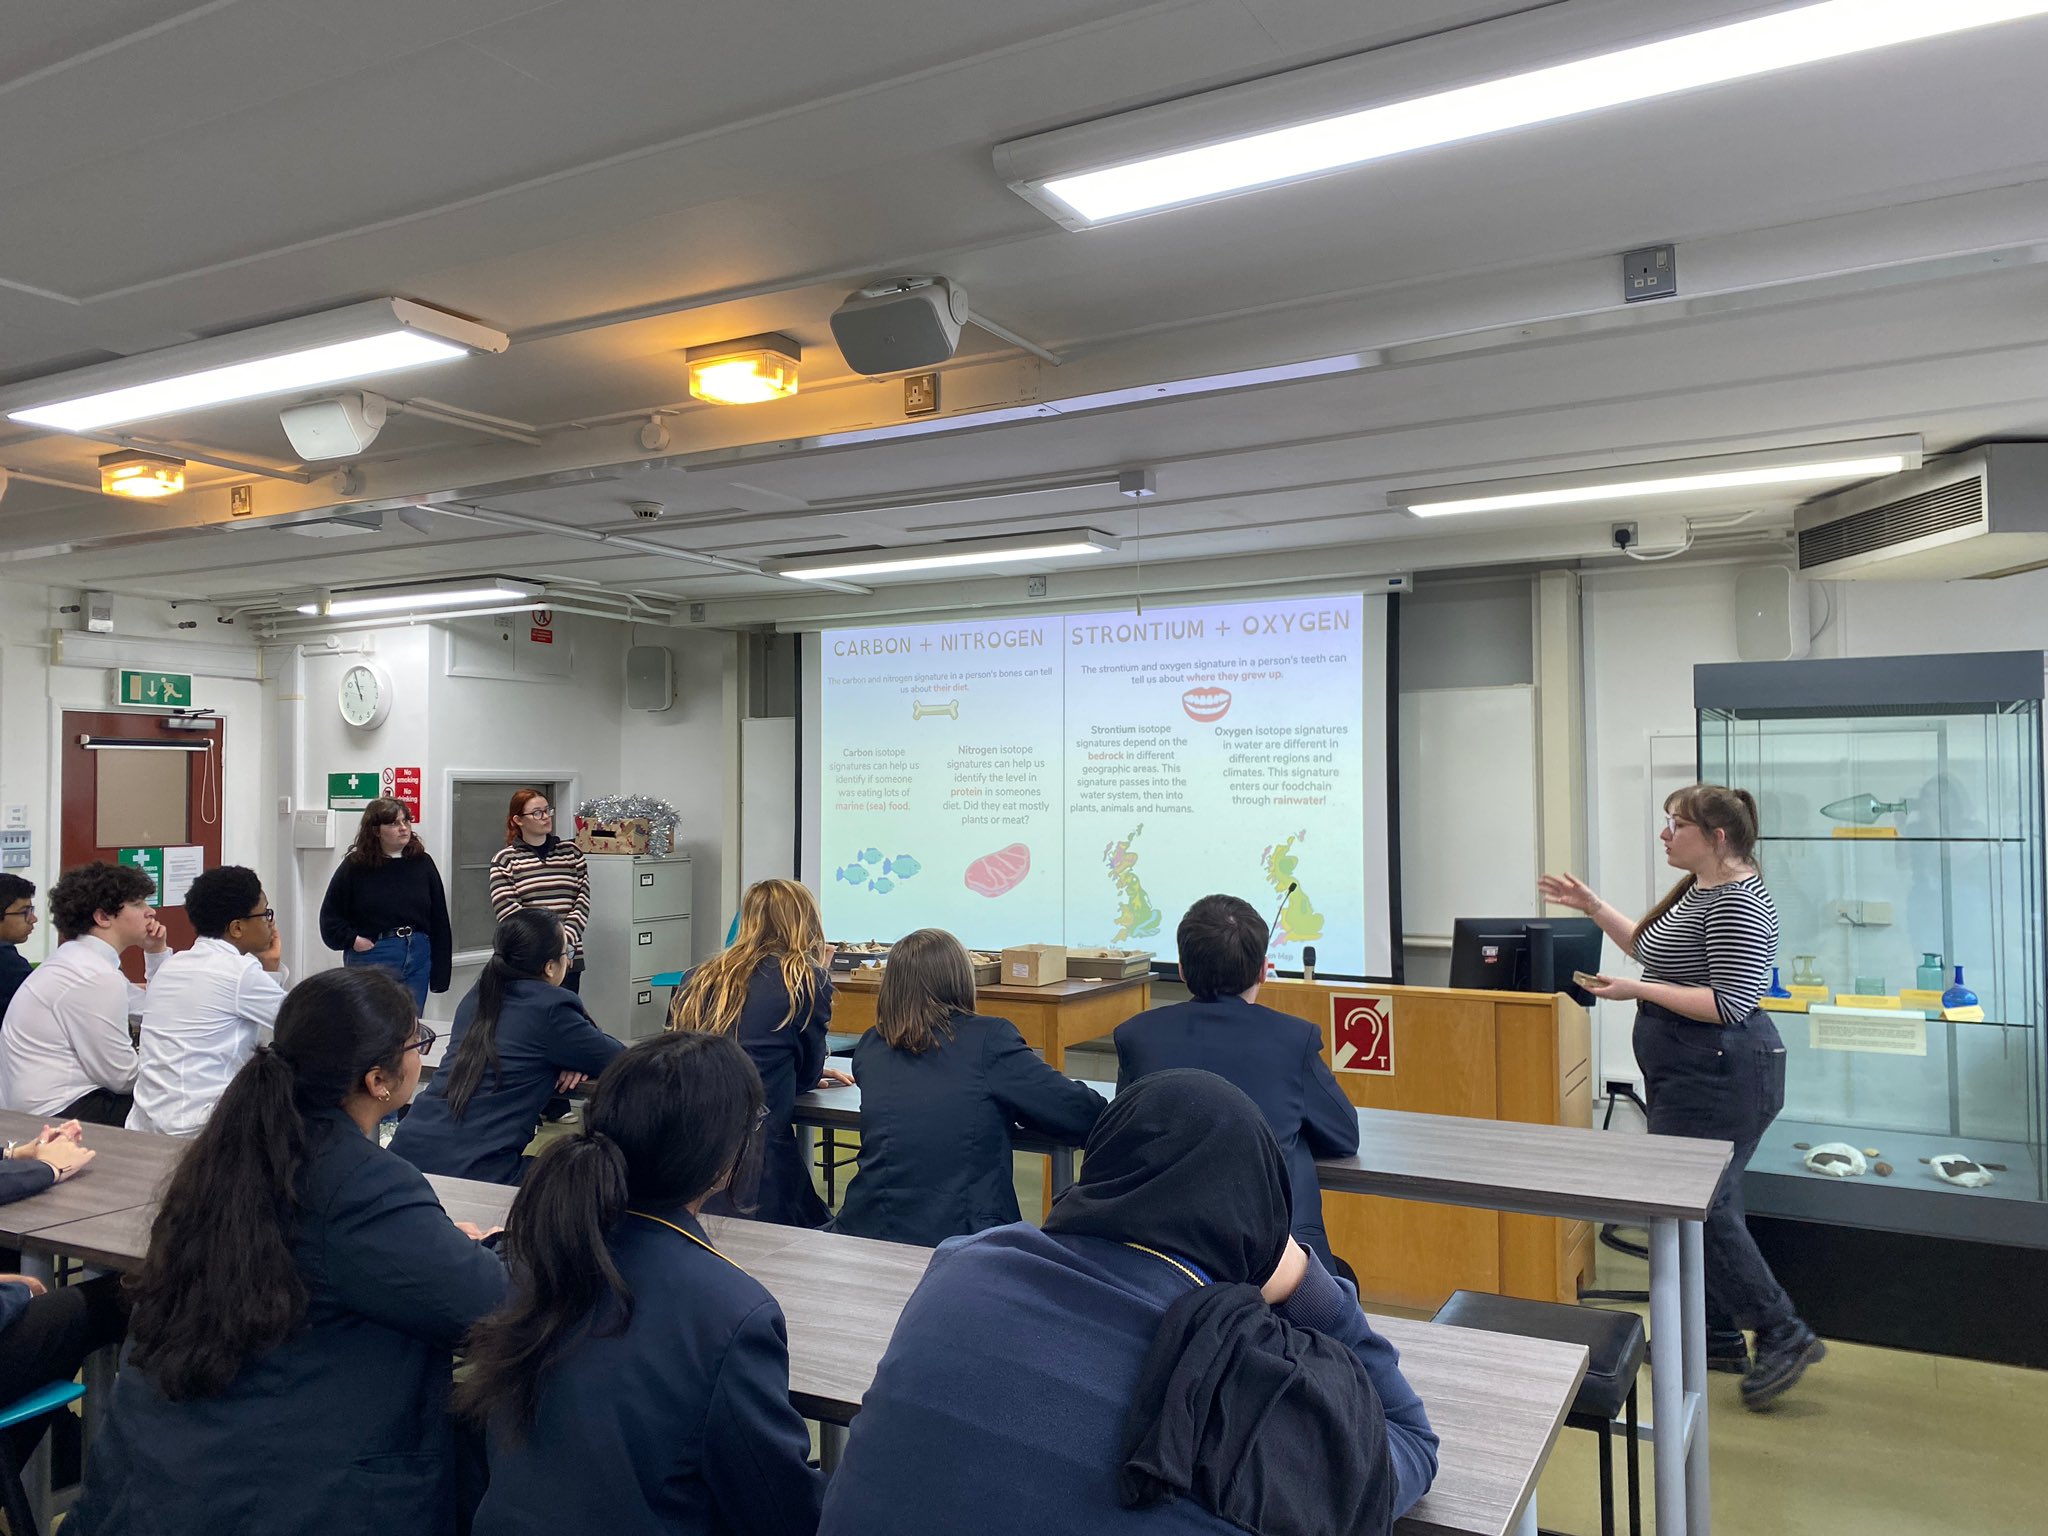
[576,794,681,856]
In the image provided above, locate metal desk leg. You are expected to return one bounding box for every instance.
[1682,1218,1711,1536]
[1050,1147,1077,1198]
[819,1421,848,1474]
[19,1251,56,1531]
[1647,1218,1687,1536]
[1510,1493,1539,1536]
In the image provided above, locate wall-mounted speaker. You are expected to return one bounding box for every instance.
[1734,565,1811,662]
[625,645,674,711]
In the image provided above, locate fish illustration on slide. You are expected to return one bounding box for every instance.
[836,850,920,893]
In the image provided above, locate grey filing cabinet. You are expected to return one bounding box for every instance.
[579,853,692,1041]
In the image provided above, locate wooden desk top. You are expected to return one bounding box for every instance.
[1325,1107,1730,1224]
[0,1108,179,1242]
[828,972,1149,1004]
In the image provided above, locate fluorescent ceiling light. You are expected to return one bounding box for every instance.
[99,450,186,499]
[998,1,2048,226]
[1389,437,1922,516]
[2,299,506,433]
[295,577,542,617]
[768,529,1120,581]
[687,334,801,405]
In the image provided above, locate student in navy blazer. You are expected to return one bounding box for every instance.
[74,967,507,1536]
[1115,894,1360,1269]
[460,1030,824,1536]
[669,879,849,1227]
[835,928,1106,1248]
[392,909,626,1185]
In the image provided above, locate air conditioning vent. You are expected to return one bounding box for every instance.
[1794,445,2048,580]
[1797,480,1983,570]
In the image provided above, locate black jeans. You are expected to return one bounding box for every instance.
[59,1088,133,1128]
[1634,1001,1800,1339]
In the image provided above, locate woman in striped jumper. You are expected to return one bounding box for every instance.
[1540,783,1822,1411]
[488,789,591,994]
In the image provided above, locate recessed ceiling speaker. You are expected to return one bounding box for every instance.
[625,644,675,711]
[830,276,970,376]
[280,391,388,460]
[1734,564,1811,662]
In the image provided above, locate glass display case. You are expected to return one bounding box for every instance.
[1695,651,2048,1364]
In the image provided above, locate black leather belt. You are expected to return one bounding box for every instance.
[378,926,416,939]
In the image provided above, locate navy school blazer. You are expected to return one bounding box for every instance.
[698,960,833,1228]
[473,1205,824,1536]
[834,1011,1106,1248]
[1114,994,1361,1265]
[391,976,625,1185]
[72,1108,509,1536]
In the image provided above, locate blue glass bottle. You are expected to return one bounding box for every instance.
[1764,965,1793,1000]
[1942,965,1979,1010]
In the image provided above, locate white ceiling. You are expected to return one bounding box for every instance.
[7,0,2048,625]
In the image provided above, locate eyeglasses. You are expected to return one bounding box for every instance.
[519,807,554,819]
[1663,814,1697,834]
[243,908,276,924]
[403,1025,439,1057]
[0,905,31,920]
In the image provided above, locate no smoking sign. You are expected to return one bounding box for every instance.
[1331,993,1395,1076]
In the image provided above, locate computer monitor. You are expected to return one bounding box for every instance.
[1447,917,1604,1007]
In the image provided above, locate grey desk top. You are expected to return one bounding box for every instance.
[0,1108,179,1242]
[793,1068,1731,1224]
[29,1163,1585,1536]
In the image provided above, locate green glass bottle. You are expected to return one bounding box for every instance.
[1916,952,1946,992]
[1821,793,1908,825]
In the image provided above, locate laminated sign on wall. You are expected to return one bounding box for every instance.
[383,766,422,825]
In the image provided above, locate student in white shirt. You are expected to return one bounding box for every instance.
[0,861,167,1125]
[130,866,287,1138]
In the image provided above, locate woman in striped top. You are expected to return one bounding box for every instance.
[488,789,591,994]
[1540,783,1823,1412]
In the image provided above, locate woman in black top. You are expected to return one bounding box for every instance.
[835,928,1106,1247]
[318,798,452,1012]
[669,879,847,1227]
[1541,782,1822,1410]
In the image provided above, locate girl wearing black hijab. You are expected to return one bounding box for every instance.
[818,1070,1439,1536]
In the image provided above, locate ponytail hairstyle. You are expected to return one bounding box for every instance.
[125,967,416,1401]
[455,1031,765,1437]
[1636,783,1763,940]
[443,909,567,1120]
[668,878,826,1035]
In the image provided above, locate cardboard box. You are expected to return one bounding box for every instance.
[969,959,1001,986]
[574,816,652,855]
[1066,947,1153,980]
[1000,944,1067,986]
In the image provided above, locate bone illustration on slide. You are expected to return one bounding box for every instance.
[911,699,960,720]
[1182,685,1231,723]
[964,843,1031,897]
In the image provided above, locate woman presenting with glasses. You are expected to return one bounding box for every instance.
[1539,782,1822,1411]
[488,789,591,995]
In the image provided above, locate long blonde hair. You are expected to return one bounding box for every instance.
[1636,783,1761,940]
[669,879,826,1034]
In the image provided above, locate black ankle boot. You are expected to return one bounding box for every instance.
[1707,1329,1751,1375]
[1741,1321,1825,1410]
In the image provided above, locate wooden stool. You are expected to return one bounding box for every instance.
[1432,1290,1643,1536]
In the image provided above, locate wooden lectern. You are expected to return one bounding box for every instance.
[1259,980,1594,1311]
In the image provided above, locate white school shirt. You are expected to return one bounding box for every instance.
[0,936,165,1116]
[128,938,290,1138]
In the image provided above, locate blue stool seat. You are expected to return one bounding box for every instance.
[0,1381,83,1433]
[649,970,687,988]
[0,1378,88,1536]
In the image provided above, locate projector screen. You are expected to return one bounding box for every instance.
[800,591,1399,980]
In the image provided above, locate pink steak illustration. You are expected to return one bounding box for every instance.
[964,843,1031,897]
[1182,685,1232,723]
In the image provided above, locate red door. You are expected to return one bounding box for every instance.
[60,710,227,981]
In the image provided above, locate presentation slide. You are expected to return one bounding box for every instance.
[808,592,1397,978]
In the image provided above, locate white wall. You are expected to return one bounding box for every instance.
[0,579,272,964]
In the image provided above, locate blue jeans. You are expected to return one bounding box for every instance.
[345,933,431,1013]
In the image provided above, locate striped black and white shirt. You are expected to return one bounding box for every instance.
[1634,876,1779,1026]
[487,837,592,954]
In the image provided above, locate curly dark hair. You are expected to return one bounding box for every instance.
[346,798,423,866]
[49,861,157,942]
[184,865,266,940]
